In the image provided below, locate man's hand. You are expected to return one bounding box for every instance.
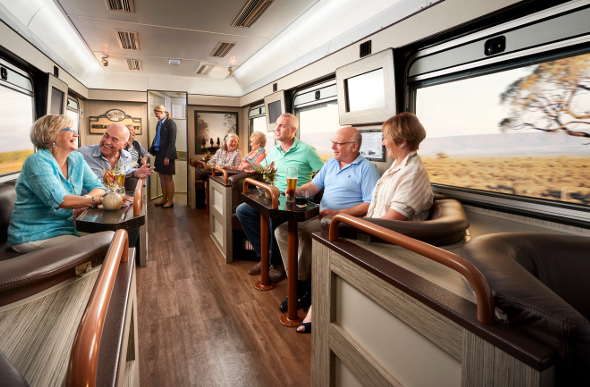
[121,194,134,207]
[134,164,155,178]
[164,157,169,166]
[319,208,338,220]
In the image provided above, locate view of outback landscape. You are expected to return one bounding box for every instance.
[418,53,590,207]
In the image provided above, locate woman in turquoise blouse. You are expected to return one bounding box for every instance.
[8,115,106,253]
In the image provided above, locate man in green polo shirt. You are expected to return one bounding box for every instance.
[236,113,325,282]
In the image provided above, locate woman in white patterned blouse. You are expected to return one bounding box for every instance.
[207,133,243,170]
[366,112,433,221]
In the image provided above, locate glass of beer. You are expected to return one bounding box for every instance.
[286,167,297,203]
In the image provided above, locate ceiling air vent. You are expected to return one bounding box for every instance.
[116,31,140,50]
[232,0,275,28]
[210,41,236,58]
[106,0,134,13]
[126,59,141,71]
[196,63,216,75]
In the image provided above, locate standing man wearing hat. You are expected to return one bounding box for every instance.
[150,105,178,208]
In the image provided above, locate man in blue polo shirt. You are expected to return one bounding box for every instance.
[236,113,325,282]
[274,126,380,312]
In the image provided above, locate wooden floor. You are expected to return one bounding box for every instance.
[137,194,311,386]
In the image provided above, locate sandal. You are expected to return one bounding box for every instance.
[296,322,311,334]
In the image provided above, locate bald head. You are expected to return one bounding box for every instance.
[331,126,361,164]
[100,123,130,159]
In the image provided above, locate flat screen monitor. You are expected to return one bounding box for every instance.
[45,73,68,115]
[50,87,64,114]
[268,100,282,124]
[336,48,396,125]
[263,90,288,132]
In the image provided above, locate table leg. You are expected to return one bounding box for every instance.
[255,213,276,291]
[280,219,304,326]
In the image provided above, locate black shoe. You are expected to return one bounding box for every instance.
[279,291,312,314]
[298,291,311,312]
[279,295,288,313]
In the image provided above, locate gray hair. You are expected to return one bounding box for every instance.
[280,113,299,130]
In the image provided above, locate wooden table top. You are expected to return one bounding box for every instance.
[241,190,319,223]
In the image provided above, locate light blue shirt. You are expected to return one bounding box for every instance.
[312,155,380,211]
[153,117,166,151]
[263,137,325,192]
[76,145,135,180]
[7,149,105,246]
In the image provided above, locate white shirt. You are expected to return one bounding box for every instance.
[366,151,433,220]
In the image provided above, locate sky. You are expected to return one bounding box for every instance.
[417,66,532,138]
[0,88,34,153]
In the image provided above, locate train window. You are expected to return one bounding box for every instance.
[408,3,590,223]
[0,58,35,178]
[293,79,339,161]
[248,103,274,153]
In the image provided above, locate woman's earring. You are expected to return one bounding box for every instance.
[52,143,56,148]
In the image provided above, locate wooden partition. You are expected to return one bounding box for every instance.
[208,168,233,263]
[310,218,557,386]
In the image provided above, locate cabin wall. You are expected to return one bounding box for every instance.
[0,20,88,98]
[79,100,149,151]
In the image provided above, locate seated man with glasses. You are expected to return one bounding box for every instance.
[77,123,155,182]
[274,126,380,315]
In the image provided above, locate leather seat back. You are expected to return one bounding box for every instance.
[461,233,590,385]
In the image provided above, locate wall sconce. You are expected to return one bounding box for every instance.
[102,55,109,66]
[227,66,233,75]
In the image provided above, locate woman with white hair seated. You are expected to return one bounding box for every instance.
[208,133,243,170]
[8,114,106,252]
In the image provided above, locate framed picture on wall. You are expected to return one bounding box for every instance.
[359,129,385,162]
[194,111,238,154]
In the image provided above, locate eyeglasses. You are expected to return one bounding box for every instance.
[59,128,78,134]
[330,139,356,147]
[102,132,122,145]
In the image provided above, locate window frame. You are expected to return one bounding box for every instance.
[405,3,590,227]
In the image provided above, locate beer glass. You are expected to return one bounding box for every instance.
[286,167,297,202]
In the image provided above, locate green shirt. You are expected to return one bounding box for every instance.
[263,137,325,192]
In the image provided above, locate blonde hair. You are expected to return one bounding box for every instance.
[30,114,73,149]
[250,131,267,148]
[382,113,426,152]
[154,105,171,119]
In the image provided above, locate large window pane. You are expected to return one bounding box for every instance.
[416,52,590,206]
[0,86,34,176]
[298,102,340,161]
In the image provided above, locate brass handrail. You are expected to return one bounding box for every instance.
[66,229,129,386]
[133,178,144,217]
[211,166,229,184]
[329,214,495,324]
[243,178,279,209]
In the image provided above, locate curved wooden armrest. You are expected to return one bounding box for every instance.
[329,214,495,325]
[66,229,129,387]
[196,160,208,171]
[243,178,279,209]
[133,178,144,217]
[211,166,229,184]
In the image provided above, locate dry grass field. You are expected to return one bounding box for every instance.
[422,156,590,205]
[0,150,33,175]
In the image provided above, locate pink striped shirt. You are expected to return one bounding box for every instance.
[366,151,433,220]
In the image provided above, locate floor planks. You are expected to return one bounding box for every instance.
[137,194,311,386]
